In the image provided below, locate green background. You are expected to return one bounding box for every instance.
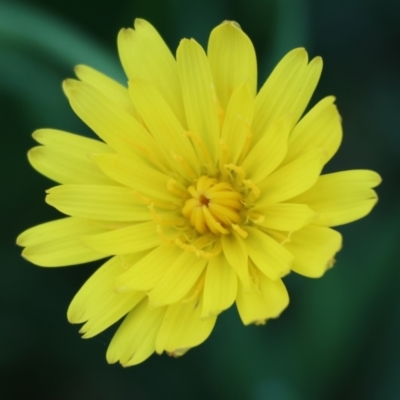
[1,0,399,399]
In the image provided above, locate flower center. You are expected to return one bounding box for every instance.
[182,176,242,235]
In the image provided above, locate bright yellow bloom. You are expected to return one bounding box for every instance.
[17,19,380,366]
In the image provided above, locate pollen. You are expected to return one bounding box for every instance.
[182,176,243,235]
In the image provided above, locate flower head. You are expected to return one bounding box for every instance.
[17,19,381,366]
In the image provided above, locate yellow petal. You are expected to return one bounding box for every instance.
[128,79,200,178]
[17,217,95,247]
[285,96,342,165]
[221,232,250,287]
[17,217,108,267]
[32,128,112,152]
[245,227,293,280]
[62,79,166,165]
[67,255,146,338]
[117,19,186,126]
[155,295,217,355]
[236,271,289,325]
[242,115,291,183]
[92,153,178,204]
[177,38,220,163]
[254,203,316,231]
[253,49,323,140]
[46,184,150,221]
[106,298,166,366]
[221,84,254,164]
[116,244,181,292]
[257,148,323,205]
[148,251,207,306]
[202,253,237,318]
[29,129,115,185]
[74,64,134,114]
[82,221,160,255]
[207,21,257,110]
[285,225,342,278]
[291,170,381,226]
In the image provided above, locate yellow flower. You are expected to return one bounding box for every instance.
[17,19,380,366]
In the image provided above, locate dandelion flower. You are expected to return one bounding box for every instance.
[17,19,381,366]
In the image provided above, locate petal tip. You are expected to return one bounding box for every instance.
[134,18,149,28]
[106,351,118,365]
[62,79,79,96]
[220,20,242,30]
[31,129,44,141]
[16,231,27,246]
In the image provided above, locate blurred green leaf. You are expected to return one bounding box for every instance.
[0,1,124,82]
[259,0,310,82]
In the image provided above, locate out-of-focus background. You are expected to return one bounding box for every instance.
[1,0,399,399]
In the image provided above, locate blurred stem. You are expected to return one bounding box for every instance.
[259,0,310,81]
[0,1,124,82]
